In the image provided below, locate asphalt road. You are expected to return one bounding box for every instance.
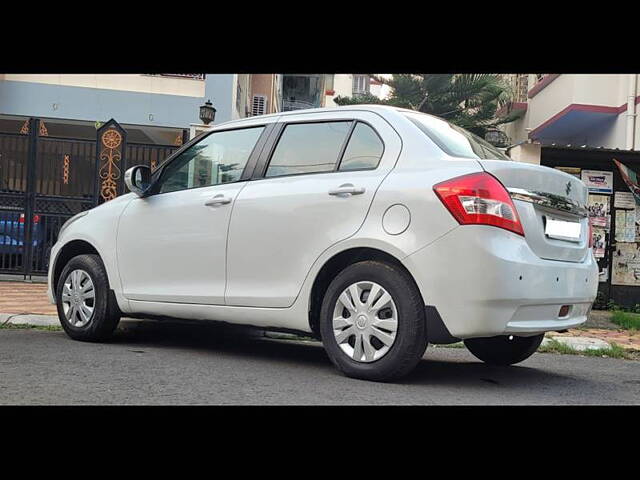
[1,321,639,405]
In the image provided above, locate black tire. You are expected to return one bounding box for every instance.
[56,254,121,342]
[464,334,544,366]
[319,260,427,382]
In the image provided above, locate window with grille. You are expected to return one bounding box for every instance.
[352,75,370,96]
[514,74,528,102]
[251,95,268,116]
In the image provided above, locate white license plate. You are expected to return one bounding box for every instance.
[545,218,582,242]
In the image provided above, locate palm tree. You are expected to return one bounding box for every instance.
[334,74,523,138]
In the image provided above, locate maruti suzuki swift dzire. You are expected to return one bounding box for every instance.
[47,105,598,381]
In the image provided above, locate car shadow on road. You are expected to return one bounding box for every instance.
[111,320,333,367]
[110,320,579,389]
[402,354,573,389]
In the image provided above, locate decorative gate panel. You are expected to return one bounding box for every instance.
[96,120,126,204]
[30,136,96,274]
[0,132,29,273]
[126,143,179,174]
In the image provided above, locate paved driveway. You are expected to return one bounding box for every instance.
[0,281,56,315]
[0,321,638,405]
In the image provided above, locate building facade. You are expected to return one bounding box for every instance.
[0,74,237,144]
[501,74,640,158]
[278,74,386,111]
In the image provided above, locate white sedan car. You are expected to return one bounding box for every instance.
[47,105,598,381]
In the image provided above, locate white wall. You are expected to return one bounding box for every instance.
[325,74,353,107]
[324,74,391,107]
[3,74,206,98]
[508,143,541,164]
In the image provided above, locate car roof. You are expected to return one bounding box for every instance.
[214,104,411,128]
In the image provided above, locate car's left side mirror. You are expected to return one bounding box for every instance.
[124,165,152,197]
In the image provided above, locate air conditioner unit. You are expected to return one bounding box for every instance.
[251,95,268,116]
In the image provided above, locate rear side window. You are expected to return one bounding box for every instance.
[339,122,384,171]
[404,112,510,161]
[265,121,351,178]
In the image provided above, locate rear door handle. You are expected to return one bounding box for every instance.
[328,184,366,196]
[204,195,232,207]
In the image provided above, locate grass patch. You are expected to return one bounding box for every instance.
[0,323,62,331]
[610,310,640,331]
[539,338,630,359]
[581,342,628,359]
[538,338,576,355]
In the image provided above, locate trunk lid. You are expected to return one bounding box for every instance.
[478,160,590,263]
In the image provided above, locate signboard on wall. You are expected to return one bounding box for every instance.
[581,170,613,194]
[592,227,606,258]
[614,191,636,209]
[587,195,610,229]
[612,243,640,286]
[615,209,637,242]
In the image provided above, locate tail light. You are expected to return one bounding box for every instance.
[433,172,524,236]
[588,222,593,248]
[18,214,40,224]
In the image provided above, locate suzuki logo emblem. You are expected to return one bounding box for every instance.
[566,182,572,196]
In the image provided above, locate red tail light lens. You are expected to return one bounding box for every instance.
[588,222,593,248]
[433,172,525,236]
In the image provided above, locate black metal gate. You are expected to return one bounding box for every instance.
[0,130,29,274]
[0,118,182,278]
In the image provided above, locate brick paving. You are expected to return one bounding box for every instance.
[0,281,57,316]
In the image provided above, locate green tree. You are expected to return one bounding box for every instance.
[334,74,524,138]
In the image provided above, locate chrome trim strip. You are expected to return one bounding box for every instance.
[508,187,588,217]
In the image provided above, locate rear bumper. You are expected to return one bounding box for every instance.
[402,225,598,339]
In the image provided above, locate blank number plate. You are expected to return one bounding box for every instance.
[545,218,581,242]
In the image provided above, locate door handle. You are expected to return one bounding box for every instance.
[328,184,366,196]
[204,195,232,207]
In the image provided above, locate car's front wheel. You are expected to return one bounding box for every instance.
[319,260,428,382]
[56,254,121,342]
[464,334,544,366]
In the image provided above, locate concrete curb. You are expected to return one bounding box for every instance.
[0,313,60,327]
[542,336,612,351]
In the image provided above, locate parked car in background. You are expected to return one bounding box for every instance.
[47,105,599,382]
[0,211,44,265]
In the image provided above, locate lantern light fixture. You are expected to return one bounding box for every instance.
[199,99,216,125]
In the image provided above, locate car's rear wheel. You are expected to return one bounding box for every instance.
[319,260,427,382]
[464,334,544,366]
[56,254,120,342]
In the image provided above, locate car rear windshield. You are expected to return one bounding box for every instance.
[404,112,511,161]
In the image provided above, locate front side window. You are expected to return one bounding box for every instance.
[339,122,384,171]
[265,121,351,178]
[158,127,264,193]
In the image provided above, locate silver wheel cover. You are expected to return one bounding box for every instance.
[61,269,95,327]
[332,281,398,363]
